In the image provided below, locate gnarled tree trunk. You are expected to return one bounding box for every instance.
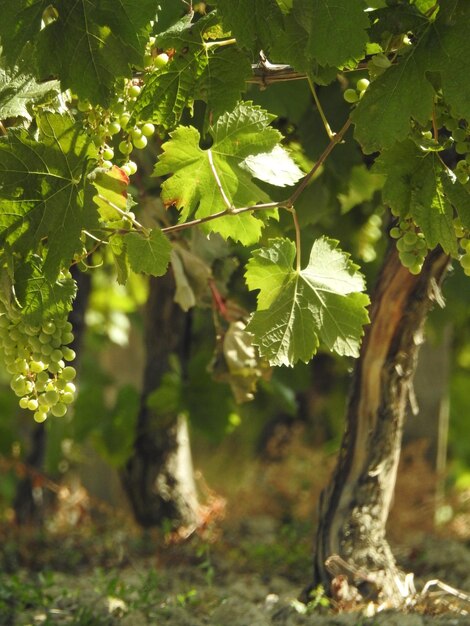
[120,272,199,529]
[313,245,450,606]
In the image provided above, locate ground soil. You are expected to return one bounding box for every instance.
[2,435,470,625]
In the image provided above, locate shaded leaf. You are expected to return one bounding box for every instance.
[125,229,172,277]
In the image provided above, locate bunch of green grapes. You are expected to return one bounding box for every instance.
[0,303,77,423]
[343,78,370,104]
[77,48,170,178]
[390,220,427,275]
[433,103,470,184]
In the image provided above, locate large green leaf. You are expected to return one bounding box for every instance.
[245,238,370,366]
[0,112,98,280]
[0,0,156,106]
[305,0,369,70]
[154,102,303,245]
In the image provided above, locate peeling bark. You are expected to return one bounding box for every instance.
[312,246,450,605]
[120,272,199,529]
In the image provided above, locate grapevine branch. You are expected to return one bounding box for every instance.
[160,117,352,237]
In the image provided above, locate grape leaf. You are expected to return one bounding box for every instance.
[125,229,172,277]
[133,14,251,129]
[373,141,458,255]
[245,238,370,366]
[0,112,98,280]
[154,102,301,245]
[0,60,60,121]
[442,174,470,232]
[427,0,470,124]
[352,35,434,152]
[0,1,49,65]
[305,0,369,69]
[213,0,285,53]
[14,257,77,324]
[1,0,156,106]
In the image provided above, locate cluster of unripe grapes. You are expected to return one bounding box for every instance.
[390,221,427,275]
[433,104,470,184]
[78,66,169,178]
[343,78,370,104]
[0,303,77,423]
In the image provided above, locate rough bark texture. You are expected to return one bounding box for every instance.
[120,272,199,529]
[13,268,91,525]
[313,246,450,606]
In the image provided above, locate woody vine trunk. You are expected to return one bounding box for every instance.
[120,271,199,529]
[313,245,450,605]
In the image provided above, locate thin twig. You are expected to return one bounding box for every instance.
[204,38,236,50]
[431,102,439,141]
[288,117,352,206]
[287,207,302,273]
[308,77,334,139]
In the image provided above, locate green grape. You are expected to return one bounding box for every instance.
[119,114,131,128]
[343,88,359,104]
[108,121,121,135]
[62,392,75,404]
[119,140,132,155]
[51,403,67,418]
[403,231,418,246]
[128,84,141,98]
[455,142,469,155]
[50,349,63,362]
[19,397,30,409]
[27,398,39,411]
[45,390,60,405]
[62,347,76,361]
[133,135,148,150]
[390,227,401,239]
[131,127,142,141]
[127,161,138,175]
[30,360,46,373]
[154,52,169,68]
[452,127,467,143]
[102,146,114,160]
[42,321,56,334]
[62,366,77,382]
[357,78,370,92]
[34,410,48,424]
[141,123,155,137]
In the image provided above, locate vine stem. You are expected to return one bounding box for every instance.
[287,207,302,273]
[288,117,352,206]
[308,77,334,139]
[204,38,236,50]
